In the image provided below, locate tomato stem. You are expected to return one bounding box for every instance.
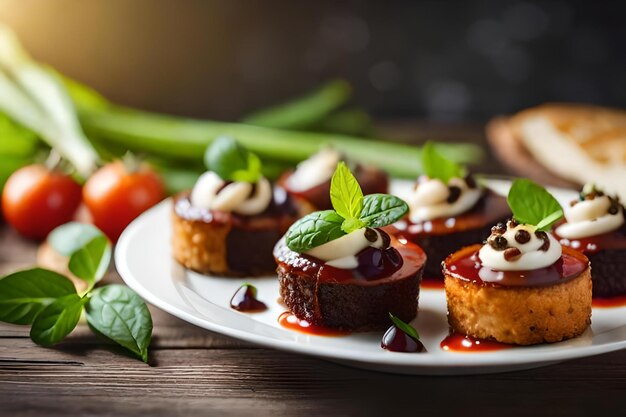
[44,150,63,172]
[121,151,142,174]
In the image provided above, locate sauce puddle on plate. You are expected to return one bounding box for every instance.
[440,333,512,352]
[278,312,350,337]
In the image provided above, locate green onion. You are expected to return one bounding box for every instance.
[79,105,482,179]
[241,79,352,129]
[0,25,99,176]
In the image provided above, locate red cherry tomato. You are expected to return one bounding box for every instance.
[83,161,165,242]
[1,165,82,240]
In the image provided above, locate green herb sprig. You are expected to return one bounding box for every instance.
[388,313,421,341]
[507,179,564,231]
[204,136,262,183]
[420,141,466,183]
[0,223,153,362]
[285,162,408,252]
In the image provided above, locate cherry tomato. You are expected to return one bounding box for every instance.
[1,165,82,240]
[83,161,165,242]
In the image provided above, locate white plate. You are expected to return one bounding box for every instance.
[115,179,626,375]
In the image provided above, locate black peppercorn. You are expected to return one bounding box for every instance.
[488,235,508,251]
[491,223,506,235]
[447,186,462,204]
[364,228,378,242]
[464,174,477,189]
[515,229,531,244]
[535,231,550,251]
[503,247,522,261]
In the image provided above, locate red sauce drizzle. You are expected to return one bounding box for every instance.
[593,295,626,308]
[440,333,511,352]
[230,285,267,313]
[278,312,350,336]
[274,236,426,285]
[443,244,589,287]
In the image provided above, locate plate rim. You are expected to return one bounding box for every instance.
[115,179,626,373]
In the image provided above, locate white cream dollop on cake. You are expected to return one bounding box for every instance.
[479,221,561,275]
[408,176,481,223]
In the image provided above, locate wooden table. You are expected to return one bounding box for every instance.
[2,124,626,416]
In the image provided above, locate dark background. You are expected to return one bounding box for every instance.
[1,0,624,122]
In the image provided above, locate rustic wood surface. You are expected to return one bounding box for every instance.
[1,124,626,417]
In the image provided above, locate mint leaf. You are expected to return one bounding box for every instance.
[330,161,363,220]
[30,294,86,346]
[48,222,103,257]
[536,210,564,231]
[204,136,261,183]
[0,268,77,325]
[360,194,408,228]
[230,152,262,183]
[286,210,346,252]
[421,141,465,183]
[341,217,366,234]
[507,179,563,231]
[389,313,420,340]
[68,235,111,291]
[85,285,153,363]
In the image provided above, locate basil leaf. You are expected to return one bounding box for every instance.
[341,217,367,234]
[360,194,409,228]
[85,285,153,363]
[30,294,86,346]
[285,210,346,252]
[0,268,77,325]
[48,222,103,257]
[507,179,563,231]
[389,313,420,340]
[204,136,261,183]
[330,161,363,220]
[230,152,262,183]
[420,141,465,183]
[68,235,112,291]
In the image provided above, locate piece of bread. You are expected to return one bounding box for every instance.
[487,103,626,201]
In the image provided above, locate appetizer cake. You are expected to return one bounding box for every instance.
[279,148,388,211]
[487,103,626,201]
[554,184,626,298]
[275,162,425,331]
[172,137,302,276]
[443,179,592,345]
[390,142,509,280]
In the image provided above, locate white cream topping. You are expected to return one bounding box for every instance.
[555,195,624,239]
[478,224,562,274]
[304,228,385,269]
[190,171,272,215]
[408,176,481,223]
[286,148,340,191]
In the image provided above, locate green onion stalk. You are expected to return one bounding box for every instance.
[78,104,482,179]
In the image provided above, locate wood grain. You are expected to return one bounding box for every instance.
[2,123,626,416]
